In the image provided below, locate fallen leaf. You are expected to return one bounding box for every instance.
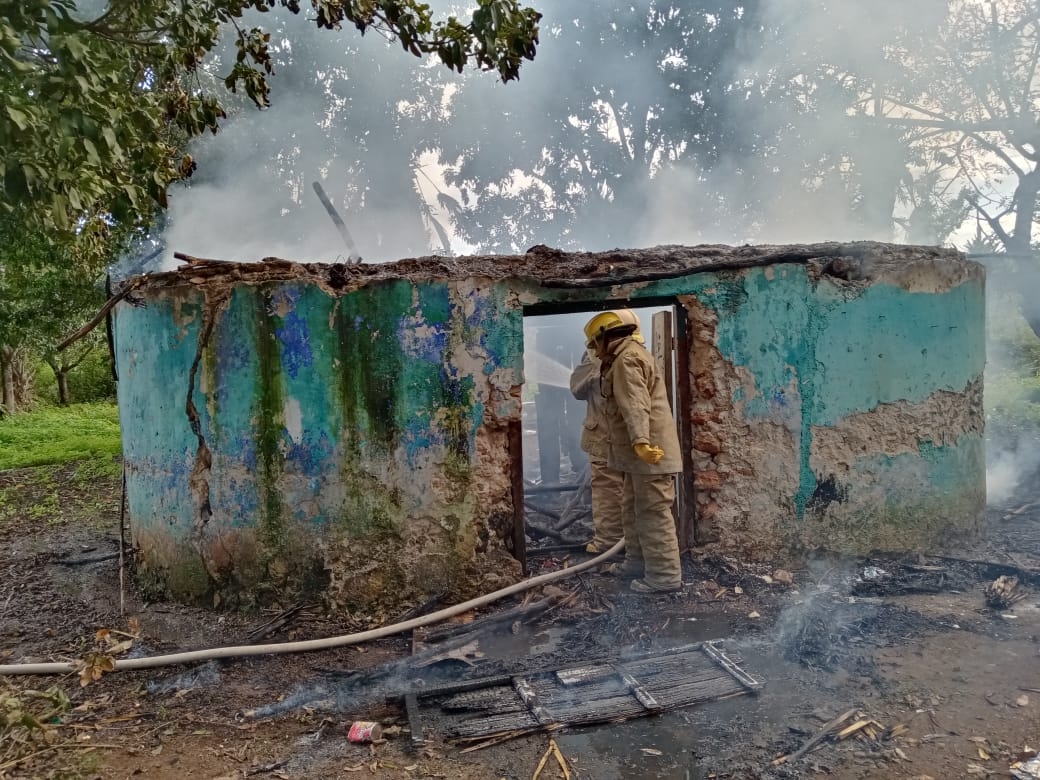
[78,653,115,687]
[107,639,134,655]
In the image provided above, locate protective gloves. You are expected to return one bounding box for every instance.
[634,443,665,465]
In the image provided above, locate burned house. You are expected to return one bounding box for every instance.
[112,242,985,608]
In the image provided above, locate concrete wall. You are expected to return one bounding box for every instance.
[113,244,985,608]
[115,277,527,608]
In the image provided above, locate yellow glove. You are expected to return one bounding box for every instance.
[634,443,664,465]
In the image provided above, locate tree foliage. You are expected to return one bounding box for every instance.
[0,213,111,412]
[866,0,1040,254]
[0,0,541,240]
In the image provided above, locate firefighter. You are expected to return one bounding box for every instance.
[570,349,622,554]
[583,309,683,594]
[569,311,647,554]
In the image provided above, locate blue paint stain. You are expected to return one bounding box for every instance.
[275,309,314,379]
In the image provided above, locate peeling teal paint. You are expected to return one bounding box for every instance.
[812,281,985,425]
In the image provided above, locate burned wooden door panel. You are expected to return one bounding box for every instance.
[405,641,762,744]
[652,310,676,412]
[652,308,696,548]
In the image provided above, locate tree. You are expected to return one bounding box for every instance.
[159,8,452,263]
[767,0,1040,331]
[0,214,109,413]
[0,0,542,246]
[862,1,1039,252]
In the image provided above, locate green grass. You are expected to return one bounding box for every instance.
[0,403,121,472]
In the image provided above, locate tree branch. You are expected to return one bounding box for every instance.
[974,201,1015,248]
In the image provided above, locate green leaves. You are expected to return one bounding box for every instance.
[1,0,541,246]
[5,106,29,131]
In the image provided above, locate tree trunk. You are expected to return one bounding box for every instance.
[1,344,16,415]
[45,356,71,406]
[58,371,70,406]
[1010,167,1040,340]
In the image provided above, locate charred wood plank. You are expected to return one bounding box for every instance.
[403,694,425,750]
[420,597,556,645]
[611,666,660,711]
[513,677,555,725]
[556,664,614,686]
[412,675,516,700]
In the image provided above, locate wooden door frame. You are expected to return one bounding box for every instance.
[672,303,697,549]
[511,299,697,566]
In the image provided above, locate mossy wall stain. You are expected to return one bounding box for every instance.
[252,287,290,570]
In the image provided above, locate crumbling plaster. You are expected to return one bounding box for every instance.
[116,274,525,609]
[113,242,985,609]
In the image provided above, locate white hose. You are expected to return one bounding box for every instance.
[0,540,624,676]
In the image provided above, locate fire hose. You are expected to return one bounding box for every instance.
[0,539,624,676]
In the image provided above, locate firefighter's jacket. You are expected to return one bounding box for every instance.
[569,354,609,461]
[600,336,683,475]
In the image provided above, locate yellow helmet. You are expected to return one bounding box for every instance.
[615,309,645,344]
[584,309,640,346]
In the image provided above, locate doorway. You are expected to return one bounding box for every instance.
[517,302,694,565]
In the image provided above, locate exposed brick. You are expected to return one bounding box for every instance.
[691,410,723,426]
[694,372,717,399]
[699,501,721,521]
[694,470,723,490]
[694,431,722,455]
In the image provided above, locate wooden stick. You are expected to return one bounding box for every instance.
[311,182,361,263]
[836,719,873,740]
[525,500,562,521]
[531,741,554,780]
[56,278,143,352]
[772,709,858,766]
[118,467,127,617]
[458,729,528,753]
[404,693,425,749]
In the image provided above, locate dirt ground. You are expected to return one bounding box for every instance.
[3,462,1040,780]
